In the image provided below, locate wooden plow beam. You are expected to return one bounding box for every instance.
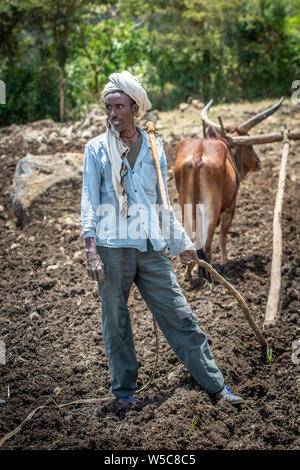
[227,130,300,147]
[263,128,291,327]
[194,259,268,349]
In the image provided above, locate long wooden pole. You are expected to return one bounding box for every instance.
[264,128,290,327]
[146,121,169,210]
[195,260,268,348]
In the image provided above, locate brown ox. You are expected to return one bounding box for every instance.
[174,98,283,280]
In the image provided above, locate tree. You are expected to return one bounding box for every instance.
[119,0,300,107]
[119,0,242,105]
[30,0,96,121]
[67,6,150,110]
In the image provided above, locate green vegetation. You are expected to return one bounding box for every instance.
[267,348,273,363]
[0,0,299,126]
[184,415,199,438]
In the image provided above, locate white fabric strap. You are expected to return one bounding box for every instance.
[104,123,129,217]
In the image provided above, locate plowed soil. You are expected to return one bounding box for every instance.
[0,99,299,451]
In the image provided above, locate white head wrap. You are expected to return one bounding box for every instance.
[102,70,151,118]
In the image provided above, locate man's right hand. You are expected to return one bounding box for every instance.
[85,237,105,283]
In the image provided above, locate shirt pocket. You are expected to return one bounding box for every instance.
[106,179,116,193]
[102,164,116,193]
[140,161,157,194]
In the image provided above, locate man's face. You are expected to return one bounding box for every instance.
[104,92,139,132]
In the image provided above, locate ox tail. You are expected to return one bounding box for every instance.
[192,143,204,233]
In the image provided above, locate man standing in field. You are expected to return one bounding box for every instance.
[80,70,244,407]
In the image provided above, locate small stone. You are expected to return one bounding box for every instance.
[10,242,20,250]
[30,311,40,320]
[73,250,82,260]
[179,103,189,112]
[168,371,176,381]
[191,99,204,109]
[46,264,59,270]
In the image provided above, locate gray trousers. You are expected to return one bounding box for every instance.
[97,241,224,398]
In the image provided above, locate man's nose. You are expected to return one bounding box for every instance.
[110,106,119,118]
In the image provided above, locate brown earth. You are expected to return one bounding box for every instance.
[0,99,299,451]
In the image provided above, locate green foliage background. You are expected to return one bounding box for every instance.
[0,0,299,126]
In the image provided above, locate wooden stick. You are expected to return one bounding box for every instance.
[228,130,300,147]
[202,119,207,138]
[218,116,226,135]
[146,121,169,210]
[0,404,48,447]
[194,259,268,348]
[264,128,290,327]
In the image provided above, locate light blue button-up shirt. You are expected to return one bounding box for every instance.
[81,128,194,256]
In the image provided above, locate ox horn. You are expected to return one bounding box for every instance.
[201,99,224,134]
[237,96,284,134]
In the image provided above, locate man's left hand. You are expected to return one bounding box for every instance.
[180,249,198,265]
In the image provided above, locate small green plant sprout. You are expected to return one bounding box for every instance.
[267,348,273,363]
[184,415,199,439]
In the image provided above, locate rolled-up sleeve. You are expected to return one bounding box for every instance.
[157,148,194,256]
[81,144,101,239]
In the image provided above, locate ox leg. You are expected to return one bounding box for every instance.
[219,206,235,264]
[199,239,215,284]
[194,203,217,283]
[182,200,196,281]
[194,204,207,280]
[196,248,209,280]
[185,263,195,281]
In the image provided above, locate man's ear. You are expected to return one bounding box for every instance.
[134,104,139,117]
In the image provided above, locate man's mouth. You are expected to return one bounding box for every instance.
[111,119,122,126]
[110,119,126,132]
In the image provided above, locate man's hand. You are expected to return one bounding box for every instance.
[85,237,105,282]
[180,249,198,265]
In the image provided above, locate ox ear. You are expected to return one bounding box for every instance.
[206,126,218,139]
[237,97,284,134]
